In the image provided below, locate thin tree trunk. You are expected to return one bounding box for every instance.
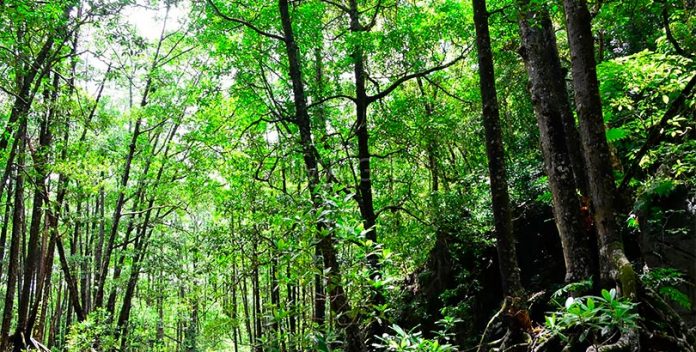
[346,2,383,309]
[116,124,177,345]
[231,260,239,352]
[473,0,524,297]
[1,117,26,350]
[240,253,253,346]
[252,237,262,352]
[312,47,327,332]
[17,71,59,348]
[277,1,365,350]
[0,179,13,283]
[94,7,169,307]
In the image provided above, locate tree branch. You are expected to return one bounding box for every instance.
[319,0,350,13]
[367,51,468,103]
[618,73,696,191]
[661,5,693,59]
[206,0,284,41]
[307,94,357,109]
[375,205,432,226]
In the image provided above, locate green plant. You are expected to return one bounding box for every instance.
[544,289,640,344]
[641,266,693,310]
[372,320,460,352]
[65,309,117,352]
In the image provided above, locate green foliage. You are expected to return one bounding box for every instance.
[641,267,693,310]
[0,0,692,351]
[544,289,640,344]
[65,310,117,352]
[373,319,460,352]
[550,278,594,301]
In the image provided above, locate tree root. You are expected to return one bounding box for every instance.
[585,329,639,352]
[477,297,508,352]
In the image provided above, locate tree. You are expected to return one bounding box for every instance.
[562,0,637,296]
[516,0,594,283]
[472,0,523,297]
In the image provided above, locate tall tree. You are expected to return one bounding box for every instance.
[472,0,524,297]
[562,0,637,295]
[277,0,365,349]
[516,0,594,283]
[0,117,26,351]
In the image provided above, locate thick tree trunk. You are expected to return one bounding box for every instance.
[517,0,594,283]
[562,0,637,295]
[473,0,524,297]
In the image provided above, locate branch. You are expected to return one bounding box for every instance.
[618,73,696,191]
[424,76,473,106]
[318,0,350,13]
[367,52,468,103]
[206,0,284,41]
[361,0,384,31]
[375,205,431,226]
[661,5,693,59]
[487,4,512,17]
[307,94,357,109]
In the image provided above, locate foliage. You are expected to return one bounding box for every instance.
[65,310,117,352]
[641,267,693,310]
[544,289,640,344]
[0,0,692,351]
[373,318,460,352]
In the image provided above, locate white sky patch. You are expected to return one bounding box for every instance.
[265,128,279,144]
[122,2,188,41]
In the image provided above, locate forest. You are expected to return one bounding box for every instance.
[0,0,694,351]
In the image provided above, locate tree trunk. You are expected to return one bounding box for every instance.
[312,47,327,332]
[94,9,168,307]
[253,242,263,352]
[517,0,594,283]
[17,71,59,348]
[277,1,365,350]
[0,119,26,351]
[0,179,13,283]
[562,0,637,295]
[473,0,524,297]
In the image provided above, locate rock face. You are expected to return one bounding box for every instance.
[396,203,566,345]
[638,184,696,323]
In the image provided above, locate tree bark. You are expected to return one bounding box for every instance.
[562,0,637,295]
[517,0,594,283]
[0,118,26,351]
[473,0,524,297]
[0,179,13,284]
[277,1,366,350]
[18,72,58,346]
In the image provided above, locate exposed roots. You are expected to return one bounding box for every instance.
[477,297,509,352]
[497,284,695,352]
[585,329,639,352]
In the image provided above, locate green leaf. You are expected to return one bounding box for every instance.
[587,297,595,310]
[606,127,629,142]
[601,289,612,301]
